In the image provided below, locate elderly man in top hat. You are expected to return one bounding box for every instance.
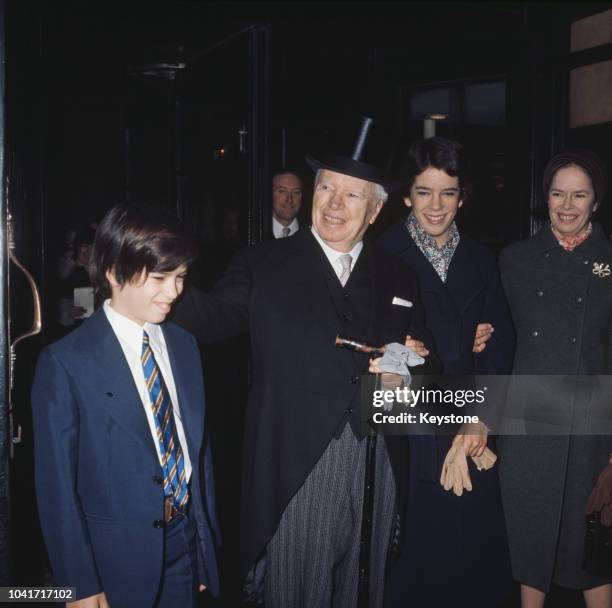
[173,118,437,606]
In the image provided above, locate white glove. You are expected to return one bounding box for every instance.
[378,342,425,375]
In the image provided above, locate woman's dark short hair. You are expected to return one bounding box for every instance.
[542,149,608,207]
[400,136,472,200]
[90,203,198,300]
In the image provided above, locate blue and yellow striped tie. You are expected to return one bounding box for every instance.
[141,330,189,510]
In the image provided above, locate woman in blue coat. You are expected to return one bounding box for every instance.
[379,137,514,607]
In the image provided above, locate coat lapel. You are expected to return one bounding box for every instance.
[575,222,612,260]
[395,235,447,303]
[79,310,158,463]
[283,229,374,371]
[387,223,484,315]
[365,241,386,347]
[162,325,203,461]
[445,240,485,314]
[286,229,347,332]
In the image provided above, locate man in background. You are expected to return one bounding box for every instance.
[271,169,303,238]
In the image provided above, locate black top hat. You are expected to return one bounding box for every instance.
[305,116,401,193]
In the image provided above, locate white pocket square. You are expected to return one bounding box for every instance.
[392,296,413,308]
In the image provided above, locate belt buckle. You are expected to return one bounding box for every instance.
[164,496,182,523]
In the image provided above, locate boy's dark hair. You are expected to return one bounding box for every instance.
[400,136,472,201]
[90,203,198,299]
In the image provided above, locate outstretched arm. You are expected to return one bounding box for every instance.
[172,247,252,343]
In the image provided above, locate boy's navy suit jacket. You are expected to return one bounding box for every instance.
[31,308,220,606]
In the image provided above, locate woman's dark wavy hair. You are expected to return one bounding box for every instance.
[400,136,472,201]
[90,203,198,300]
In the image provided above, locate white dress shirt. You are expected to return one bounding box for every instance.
[103,300,192,481]
[311,225,363,282]
[273,216,299,239]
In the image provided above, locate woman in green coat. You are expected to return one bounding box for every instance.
[499,150,612,608]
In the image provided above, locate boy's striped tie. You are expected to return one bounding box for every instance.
[141,330,189,510]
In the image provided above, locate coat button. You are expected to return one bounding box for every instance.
[153,519,164,529]
[576,296,583,304]
[346,407,353,414]
[544,252,550,258]
[532,331,539,337]
[569,336,577,344]
[350,375,360,384]
[537,290,544,297]
[152,475,163,485]
[342,313,351,321]
[584,259,589,265]
[342,292,350,299]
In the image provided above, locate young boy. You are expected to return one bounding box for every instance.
[32,203,219,607]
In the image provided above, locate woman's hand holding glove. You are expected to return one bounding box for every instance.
[471,448,497,471]
[440,422,495,496]
[440,440,472,496]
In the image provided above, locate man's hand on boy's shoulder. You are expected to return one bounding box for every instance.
[67,592,109,608]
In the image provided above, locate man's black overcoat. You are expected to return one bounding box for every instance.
[173,228,435,582]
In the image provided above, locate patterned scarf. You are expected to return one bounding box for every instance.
[406,213,460,282]
[550,222,592,252]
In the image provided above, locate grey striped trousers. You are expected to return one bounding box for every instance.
[265,423,396,607]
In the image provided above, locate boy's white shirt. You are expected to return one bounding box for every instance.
[103,299,192,482]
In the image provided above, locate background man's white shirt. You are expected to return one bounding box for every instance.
[272,216,299,238]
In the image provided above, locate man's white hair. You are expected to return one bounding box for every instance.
[314,169,388,204]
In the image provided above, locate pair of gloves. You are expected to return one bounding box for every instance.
[440,442,497,497]
[377,344,499,497]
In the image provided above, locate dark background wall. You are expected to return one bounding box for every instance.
[9,2,611,243]
[10,2,611,259]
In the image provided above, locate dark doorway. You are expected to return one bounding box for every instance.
[4,4,612,608]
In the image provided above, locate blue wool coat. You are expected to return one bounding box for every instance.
[378,219,515,608]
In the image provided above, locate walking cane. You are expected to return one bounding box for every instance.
[336,336,383,607]
[357,428,377,607]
